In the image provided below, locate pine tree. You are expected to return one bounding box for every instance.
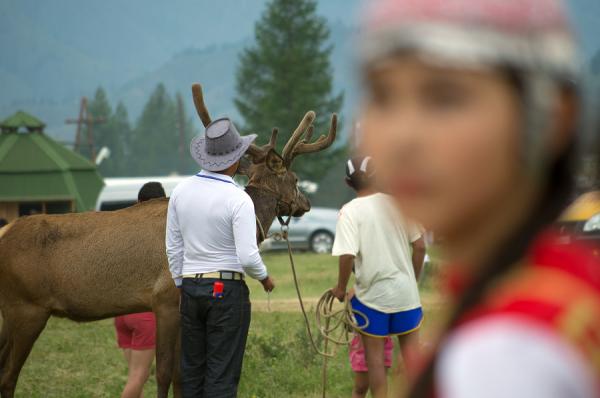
[174,92,200,175]
[87,87,131,177]
[85,87,112,164]
[234,0,344,182]
[109,102,133,176]
[129,83,180,176]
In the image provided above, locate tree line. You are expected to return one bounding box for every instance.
[84,0,345,184]
[83,84,198,177]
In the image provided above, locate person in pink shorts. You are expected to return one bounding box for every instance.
[349,332,394,398]
[114,182,165,398]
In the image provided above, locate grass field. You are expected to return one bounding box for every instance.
[14,252,441,398]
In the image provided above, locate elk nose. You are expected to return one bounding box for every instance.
[294,199,311,216]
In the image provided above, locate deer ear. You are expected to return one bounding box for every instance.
[265,150,286,174]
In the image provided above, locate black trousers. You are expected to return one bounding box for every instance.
[180,277,251,398]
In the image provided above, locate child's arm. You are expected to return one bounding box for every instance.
[331,254,355,301]
[411,236,426,279]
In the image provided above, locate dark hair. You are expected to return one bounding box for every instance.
[345,156,375,192]
[138,182,166,202]
[0,218,7,228]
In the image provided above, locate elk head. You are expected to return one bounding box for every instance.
[191,83,337,226]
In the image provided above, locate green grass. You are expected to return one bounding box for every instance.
[18,313,358,398]
[250,252,344,300]
[14,253,439,397]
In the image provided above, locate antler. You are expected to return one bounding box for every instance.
[246,128,279,163]
[283,113,337,166]
[191,83,212,127]
[281,111,316,165]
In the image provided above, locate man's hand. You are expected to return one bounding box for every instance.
[260,276,275,292]
[331,286,346,302]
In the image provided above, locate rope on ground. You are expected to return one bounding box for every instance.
[275,223,371,397]
[260,217,372,397]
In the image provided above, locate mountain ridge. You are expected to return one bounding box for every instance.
[1,0,597,141]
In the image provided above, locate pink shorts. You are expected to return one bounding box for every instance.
[349,333,394,372]
[114,312,156,350]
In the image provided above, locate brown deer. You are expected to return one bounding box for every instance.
[0,83,336,398]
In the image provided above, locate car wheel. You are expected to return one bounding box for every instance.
[310,230,334,254]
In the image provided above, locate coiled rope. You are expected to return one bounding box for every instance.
[261,218,371,397]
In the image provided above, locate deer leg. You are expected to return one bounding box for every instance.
[154,303,180,398]
[171,331,182,397]
[0,306,49,398]
[0,320,9,374]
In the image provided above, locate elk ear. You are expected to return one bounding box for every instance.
[265,150,286,174]
[237,156,252,176]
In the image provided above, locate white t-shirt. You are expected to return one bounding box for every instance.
[332,193,422,313]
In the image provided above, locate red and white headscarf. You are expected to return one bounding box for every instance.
[360,0,579,78]
[359,0,583,172]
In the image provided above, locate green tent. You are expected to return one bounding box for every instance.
[0,111,104,219]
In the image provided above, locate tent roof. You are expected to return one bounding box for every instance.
[0,110,45,131]
[0,112,104,210]
[0,129,95,173]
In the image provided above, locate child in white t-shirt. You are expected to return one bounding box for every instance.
[331,156,426,398]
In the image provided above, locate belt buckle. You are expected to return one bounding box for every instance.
[221,271,233,280]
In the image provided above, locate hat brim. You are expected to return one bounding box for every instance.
[190,134,257,172]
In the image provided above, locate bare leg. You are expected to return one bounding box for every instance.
[0,306,49,398]
[120,348,155,398]
[362,335,387,398]
[397,331,420,381]
[122,348,132,365]
[352,371,370,398]
[120,349,143,398]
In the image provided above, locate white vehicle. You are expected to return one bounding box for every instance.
[95,176,191,211]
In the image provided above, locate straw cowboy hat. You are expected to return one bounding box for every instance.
[190,117,257,172]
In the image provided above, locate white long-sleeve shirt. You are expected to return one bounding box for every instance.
[165,170,268,287]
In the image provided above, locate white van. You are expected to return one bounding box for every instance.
[95,176,191,211]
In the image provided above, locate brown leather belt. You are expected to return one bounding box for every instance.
[182,271,244,281]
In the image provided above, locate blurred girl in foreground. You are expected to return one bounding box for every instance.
[358,0,600,396]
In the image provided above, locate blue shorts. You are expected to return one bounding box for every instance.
[350,296,423,337]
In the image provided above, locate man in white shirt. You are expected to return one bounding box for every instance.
[166,117,275,398]
[331,156,425,398]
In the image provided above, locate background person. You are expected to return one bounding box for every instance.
[331,156,426,398]
[114,181,166,398]
[357,0,600,397]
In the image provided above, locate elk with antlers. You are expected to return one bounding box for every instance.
[0,84,336,398]
[191,84,337,239]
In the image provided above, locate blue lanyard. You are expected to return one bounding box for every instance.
[196,173,235,185]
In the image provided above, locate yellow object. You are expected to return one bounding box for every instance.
[560,191,600,222]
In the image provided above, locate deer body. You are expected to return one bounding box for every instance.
[1,201,169,319]
[0,200,182,398]
[0,83,336,398]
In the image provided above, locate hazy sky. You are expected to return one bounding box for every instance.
[0,0,598,138]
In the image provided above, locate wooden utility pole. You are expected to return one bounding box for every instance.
[65,97,106,161]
